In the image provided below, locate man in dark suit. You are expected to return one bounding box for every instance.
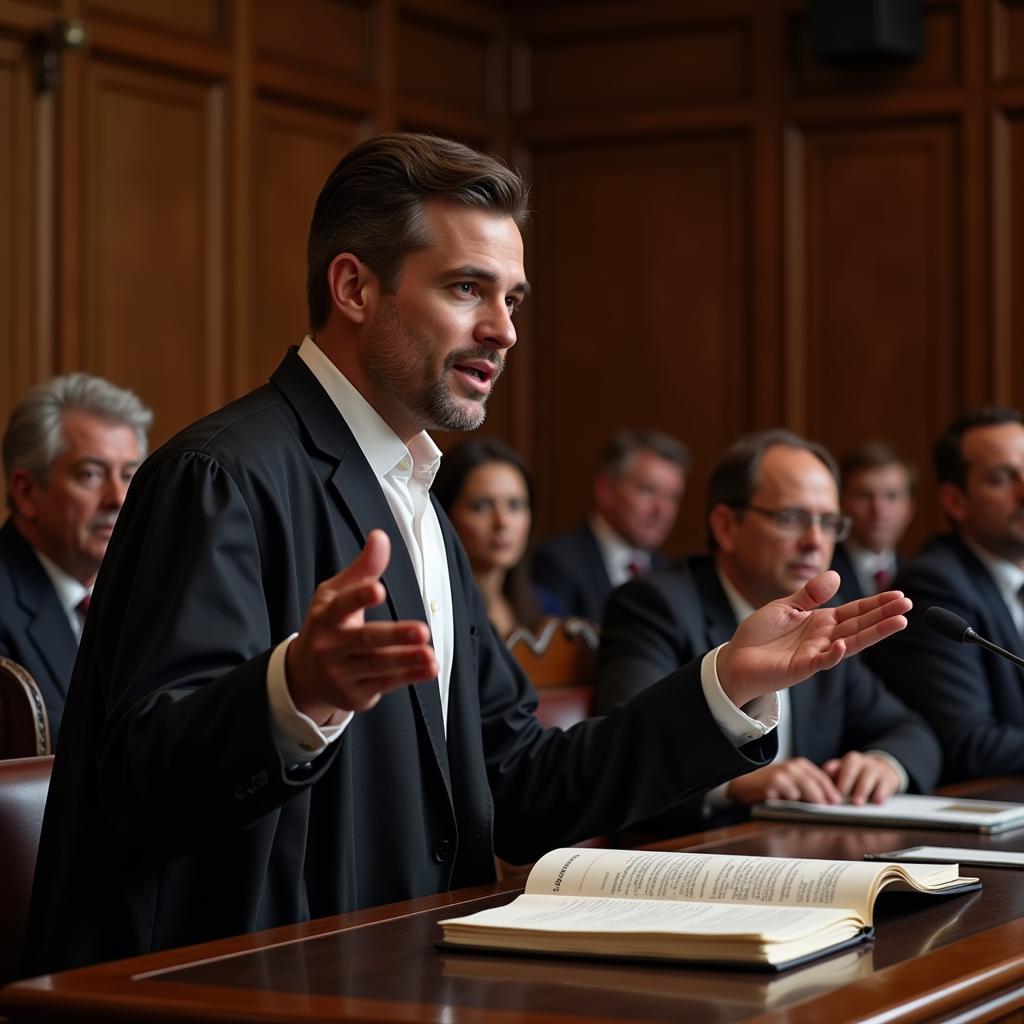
[831,440,916,602]
[598,430,939,833]
[0,374,151,743]
[866,408,1024,783]
[25,135,912,975]
[532,430,689,620]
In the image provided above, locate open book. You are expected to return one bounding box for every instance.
[439,847,979,971]
[753,793,1024,833]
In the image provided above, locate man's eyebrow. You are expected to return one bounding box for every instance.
[447,265,531,297]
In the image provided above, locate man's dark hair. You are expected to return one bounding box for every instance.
[933,407,1024,488]
[307,133,530,329]
[598,430,691,478]
[706,429,839,550]
[839,439,919,493]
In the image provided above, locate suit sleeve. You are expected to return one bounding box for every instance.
[83,449,337,849]
[596,576,697,712]
[833,658,941,792]
[460,566,776,864]
[866,561,1024,780]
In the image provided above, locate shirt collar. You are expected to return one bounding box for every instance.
[962,534,1024,605]
[714,561,756,623]
[589,512,646,574]
[298,336,442,486]
[32,547,89,618]
[843,538,897,575]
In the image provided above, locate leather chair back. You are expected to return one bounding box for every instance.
[0,658,51,759]
[506,617,599,689]
[0,755,52,984]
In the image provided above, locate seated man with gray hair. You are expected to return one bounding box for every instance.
[0,373,152,745]
[533,429,690,621]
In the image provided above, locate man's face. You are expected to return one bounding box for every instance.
[11,410,142,585]
[361,200,528,441]
[715,445,840,609]
[595,451,686,551]
[945,422,1024,565]
[842,463,914,553]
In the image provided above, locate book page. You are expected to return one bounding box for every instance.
[446,893,855,942]
[526,848,946,922]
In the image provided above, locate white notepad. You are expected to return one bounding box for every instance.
[753,793,1024,834]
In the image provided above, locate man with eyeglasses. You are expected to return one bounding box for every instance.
[596,429,939,836]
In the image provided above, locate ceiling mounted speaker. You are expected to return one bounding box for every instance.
[809,0,923,61]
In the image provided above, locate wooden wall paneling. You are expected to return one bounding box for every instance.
[992,0,1024,83]
[788,0,962,98]
[246,99,361,395]
[84,0,224,41]
[0,32,51,433]
[529,136,752,555]
[786,120,958,552]
[252,0,372,84]
[83,61,226,445]
[992,108,1024,413]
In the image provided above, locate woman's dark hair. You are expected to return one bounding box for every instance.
[433,438,543,632]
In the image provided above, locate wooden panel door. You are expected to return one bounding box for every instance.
[786,120,958,551]
[529,135,752,555]
[82,60,226,444]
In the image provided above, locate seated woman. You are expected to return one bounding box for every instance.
[433,439,562,638]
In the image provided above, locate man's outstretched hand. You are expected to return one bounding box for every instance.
[716,570,910,709]
[286,530,438,726]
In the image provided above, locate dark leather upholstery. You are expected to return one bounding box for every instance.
[0,658,51,759]
[0,755,52,984]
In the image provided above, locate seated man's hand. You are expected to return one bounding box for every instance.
[715,571,910,708]
[286,529,439,726]
[727,758,842,806]
[822,751,901,805]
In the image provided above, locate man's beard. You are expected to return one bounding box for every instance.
[366,300,503,433]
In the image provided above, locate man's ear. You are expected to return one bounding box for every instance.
[709,504,738,553]
[938,481,968,525]
[8,468,41,520]
[326,253,379,325]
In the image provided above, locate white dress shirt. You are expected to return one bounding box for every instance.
[589,512,650,586]
[963,536,1024,636]
[267,337,454,763]
[843,539,898,596]
[34,548,91,642]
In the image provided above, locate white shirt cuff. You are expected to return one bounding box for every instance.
[267,633,351,765]
[700,643,780,747]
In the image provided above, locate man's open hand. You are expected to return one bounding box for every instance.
[716,570,910,708]
[285,530,438,726]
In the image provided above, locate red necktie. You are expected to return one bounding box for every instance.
[76,594,91,622]
[873,568,893,592]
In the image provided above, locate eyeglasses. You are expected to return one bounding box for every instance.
[737,504,852,542]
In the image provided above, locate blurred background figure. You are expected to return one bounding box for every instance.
[0,373,152,745]
[434,438,561,639]
[532,430,689,621]
[832,440,917,600]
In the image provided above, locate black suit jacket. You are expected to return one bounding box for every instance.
[596,556,940,833]
[532,521,669,621]
[865,533,1024,782]
[0,520,78,743]
[25,351,776,975]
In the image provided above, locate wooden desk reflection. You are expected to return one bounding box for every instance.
[4,782,1024,1023]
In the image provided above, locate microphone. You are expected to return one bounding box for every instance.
[924,606,1024,671]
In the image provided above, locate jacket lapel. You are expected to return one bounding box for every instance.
[270,350,451,795]
[1,522,77,698]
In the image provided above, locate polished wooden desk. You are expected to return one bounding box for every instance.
[5,779,1024,1024]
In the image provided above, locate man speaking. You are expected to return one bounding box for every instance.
[26,134,910,975]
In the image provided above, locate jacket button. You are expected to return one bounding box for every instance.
[233,785,246,800]
[255,769,269,787]
[433,839,451,863]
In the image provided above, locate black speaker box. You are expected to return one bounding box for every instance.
[809,0,923,60]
